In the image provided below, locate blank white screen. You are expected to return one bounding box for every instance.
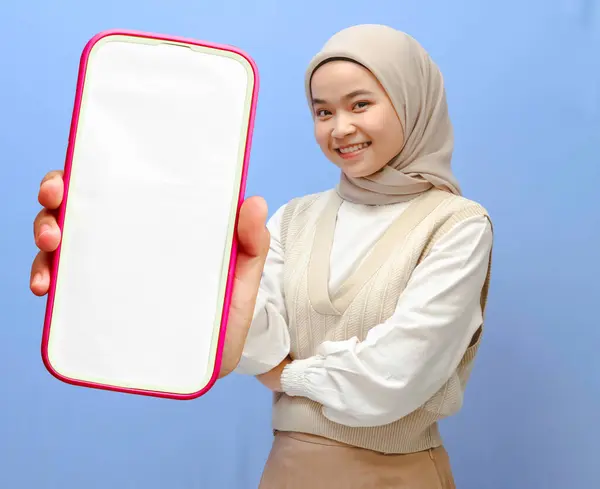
[46,37,252,396]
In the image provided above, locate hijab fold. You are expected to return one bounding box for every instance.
[305,24,461,205]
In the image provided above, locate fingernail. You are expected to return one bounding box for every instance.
[33,273,42,285]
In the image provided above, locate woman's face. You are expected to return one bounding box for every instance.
[310,60,404,178]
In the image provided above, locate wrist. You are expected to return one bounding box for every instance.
[256,357,292,392]
[274,357,293,391]
[280,357,313,397]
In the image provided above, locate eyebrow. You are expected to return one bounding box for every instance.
[312,89,375,105]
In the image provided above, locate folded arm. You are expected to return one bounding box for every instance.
[279,215,493,427]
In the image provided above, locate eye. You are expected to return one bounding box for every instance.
[353,101,370,110]
[315,109,331,117]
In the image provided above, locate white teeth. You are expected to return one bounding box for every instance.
[339,142,369,154]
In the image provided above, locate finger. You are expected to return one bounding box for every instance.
[236,196,270,259]
[232,196,270,307]
[30,251,52,296]
[33,208,62,252]
[38,170,64,210]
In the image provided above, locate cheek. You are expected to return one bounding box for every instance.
[369,111,403,155]
[314,123,330,149]
[386,120,405,155]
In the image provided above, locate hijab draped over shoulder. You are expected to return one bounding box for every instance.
[305,24,461,205]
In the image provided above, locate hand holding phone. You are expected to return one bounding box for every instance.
[33,30,261,400]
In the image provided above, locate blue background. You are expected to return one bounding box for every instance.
[1,0,599,488]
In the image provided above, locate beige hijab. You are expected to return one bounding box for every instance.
[305,24,461,205]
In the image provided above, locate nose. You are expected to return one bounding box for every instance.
[331,113,356,139]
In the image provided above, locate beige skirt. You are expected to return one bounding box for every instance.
[258,431,456,489]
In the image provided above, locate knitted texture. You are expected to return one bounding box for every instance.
[272,188,492,454]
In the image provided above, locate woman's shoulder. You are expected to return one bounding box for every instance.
[267,187,332,216]
[266,189,336,244]
[430,189,492,221]
[415,191,494,261]
[423,190,494,244]
[286,188,336,210]
[270,189,335,222]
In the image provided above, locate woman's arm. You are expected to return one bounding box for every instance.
[233,204,292,376]
[277,215,493,427]
[255,356,292,391]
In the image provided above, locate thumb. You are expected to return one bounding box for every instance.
[217,196,270,378]
[236,196,270,260]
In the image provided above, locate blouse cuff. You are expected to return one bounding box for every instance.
[280,357,321,397]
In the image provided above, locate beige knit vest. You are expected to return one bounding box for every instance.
[271,188,493,454]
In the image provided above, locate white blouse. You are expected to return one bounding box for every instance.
[235,197,493,428]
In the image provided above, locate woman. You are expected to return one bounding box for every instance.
[237,24,493,488]
[31,24,492,489]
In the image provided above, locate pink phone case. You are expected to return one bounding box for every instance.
[41,29,259,400]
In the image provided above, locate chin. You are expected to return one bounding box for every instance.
[329,153,378,178]
[342,163,377,178]
[342,169,369,179]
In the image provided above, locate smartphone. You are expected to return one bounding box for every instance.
[41,30,259,400]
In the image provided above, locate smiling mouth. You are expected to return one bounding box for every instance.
[335,142,371,157]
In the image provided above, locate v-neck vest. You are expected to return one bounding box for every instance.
[272,188,492,454]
